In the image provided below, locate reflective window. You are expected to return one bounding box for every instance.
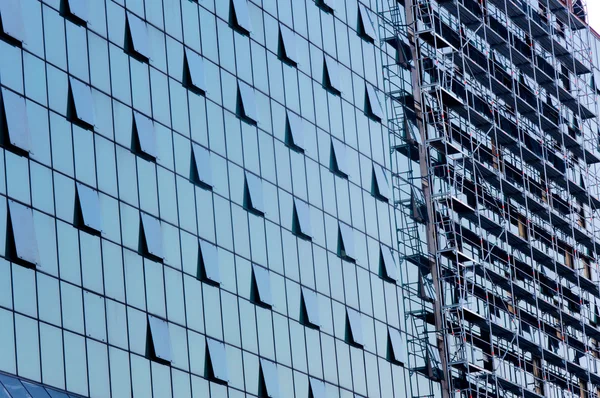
[252,264,272,308]
[301,287,320,329]
[237,81,258,124]
[330,139,349,178]
[22,381,51,397]
[230,0,252,35]
[293,199,312,240]
[63,0,89,24]
[388,327,406,366]
[140,212,164,261]
[8,200,39,267]
[0,374,29,398]
[1,88,31,154]
[68,78,96,129]
[346,307,364,347]
[133,111,158,160]
[358,5,377,42]
[191,144,212,189]
[278,24,297,66]
[259,358,279,398]
[323,56,341,95]
[309,378,325,398]
[285,111,304,152]
[199,239,220,285]
[365,84,384,121]
[147,315,172,364]
[372,164,390,201]
[338,222,355,262]
[206,338,229,384]
[183,48,206,95]
[244,172,265,215]
[0,0,24,43]
[75,183,102,234]
[126,12,150,61]
[380,244,398,282]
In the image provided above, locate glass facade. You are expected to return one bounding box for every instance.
[0,0,411,397]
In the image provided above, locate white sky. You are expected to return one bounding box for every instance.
[589,0,600,32]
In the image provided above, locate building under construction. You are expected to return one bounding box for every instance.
[381,0,600,397]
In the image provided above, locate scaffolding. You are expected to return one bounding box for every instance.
[381,0,600,397]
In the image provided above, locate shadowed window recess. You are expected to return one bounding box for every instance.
[74,183,102,234]
[372,164,390,201]
[358,5,377,42]
[251,264,272,308]
[146,315,172,364]
[230,0,252,35]
[125,12,150,61]
[237,81,258,124]
[278,24,298,65]
[132,112,158,160]
[206,338,229,384]
[330,139,349,178]
[68,78,96,129]
[0,0,25,43]
[292,199,312,240]
[259,358,280,398]
[365,84,384,121]
[285,111,304,152]
[380,244,398,282]
[244,172,265,215]
[191,144,213,189]
[300,287,320,329]
[183,48,206,95]
[323,56,341,94]
[61,0,89,24]
[7,200,40,267]
[139,213,164,262]
[346,307,364,347]
[0,88,31,154]
[338,222,356,262]
[198,239,220,285]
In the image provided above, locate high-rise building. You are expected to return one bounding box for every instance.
[389,0,600,397]
[0,0,411,397]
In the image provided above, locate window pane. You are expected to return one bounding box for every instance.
[301,287,320,329]
[244,172,265,215]
[278,24,297,65]
[259,358,279,398]
[237,81,258,124]
[1,88,31,153]
[346,308,364,347]
[372,164,389,201]
[338,222,355,262]
[147,315,172,363]
[358,5,376,42]
[140,212,164,261]
[292,199,311,239]
[65,0,89,23]
[324,56,341,94]
[365,84,383,121]
[191,144,213,189]
[75,183,102,234]
[330,139,348,178]
[199,239,220,285]
[285,111,304,152]
[184,48,206,94]
[206,338,229,384]
[230,0,252,35]
[380,244,397,282]
[133,111,158,160]
[68,78,96,128]
[126,12,150,61]
[0,0,24,42]
[252,264,272,307]
[8,201,39,266]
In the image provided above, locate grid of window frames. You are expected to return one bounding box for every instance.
[0,0,410,397]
